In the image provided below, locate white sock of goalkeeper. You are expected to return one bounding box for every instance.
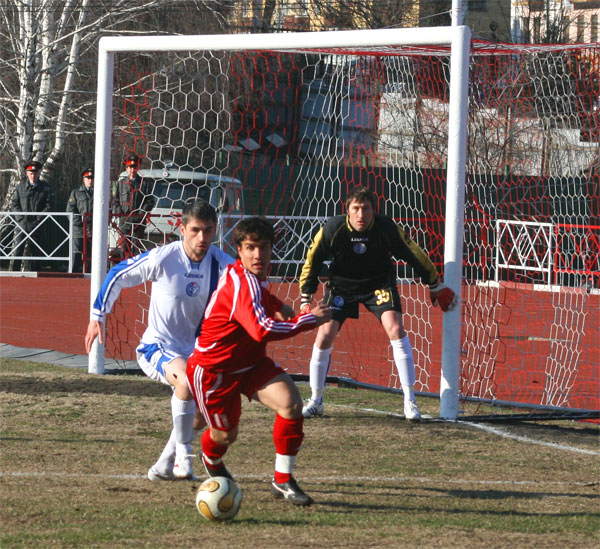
[171,394,196,456]
[309,345,332,402]
[390,336,416,401]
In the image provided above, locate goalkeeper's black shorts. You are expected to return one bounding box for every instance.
[324,283,402,325]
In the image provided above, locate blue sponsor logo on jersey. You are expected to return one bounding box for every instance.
[353,242,367,254]
[184,273,205,279]
[332,295,345,309]
[186,281,201,297]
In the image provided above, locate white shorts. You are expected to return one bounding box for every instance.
[136,342,180,385]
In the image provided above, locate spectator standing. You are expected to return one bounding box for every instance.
[10,160,55,272]
[66,167,94,273]
[111,154,155,258]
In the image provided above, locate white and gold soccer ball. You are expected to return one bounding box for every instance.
[195,476,242,521]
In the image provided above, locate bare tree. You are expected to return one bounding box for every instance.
[0,0,232,209]
[297,0,442,31]
[517,0,572,44]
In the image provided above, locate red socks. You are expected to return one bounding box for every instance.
[273,414,304,484]
[201,416,304,482]
[201,429,228,470]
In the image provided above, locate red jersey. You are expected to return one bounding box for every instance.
[190,259,318,372]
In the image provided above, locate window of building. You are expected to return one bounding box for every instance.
[469,0,486,11]
[591,15,598,43]
[577,15,585,42]
[520,17,531,43]
[533,16,541,43]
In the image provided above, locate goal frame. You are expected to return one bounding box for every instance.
[89,27,472,420]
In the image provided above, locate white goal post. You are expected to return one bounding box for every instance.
[89,27,471,420]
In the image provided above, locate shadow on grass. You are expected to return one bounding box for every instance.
[424,486,600,501]
[1,375,170,398]
[501,421,600,441]
[0,436,119,444]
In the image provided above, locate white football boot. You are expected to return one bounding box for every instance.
[302,398,324,418]
[404,398,422,421]
[147,456,175,481]
[173,443,194,480]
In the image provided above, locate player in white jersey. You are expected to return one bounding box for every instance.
[85,200,234,480]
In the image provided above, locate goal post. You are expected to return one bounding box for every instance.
[89,27,471,419]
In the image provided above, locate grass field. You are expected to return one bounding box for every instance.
[1,358,599,548]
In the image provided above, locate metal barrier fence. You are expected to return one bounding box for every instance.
[0,212,74,273]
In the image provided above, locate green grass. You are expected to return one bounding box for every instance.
[1,358,599,548]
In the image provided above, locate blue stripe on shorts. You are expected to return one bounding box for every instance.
[136,342,177,378]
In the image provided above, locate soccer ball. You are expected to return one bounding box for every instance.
[195,476,242,521]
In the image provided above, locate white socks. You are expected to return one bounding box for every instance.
[154,428,200,473]
[308,338,416,404]
[154,428,177,471]
[275,453,296,475]
[390,336,416,401]
[171,394,196,456]
[309,345,332,402]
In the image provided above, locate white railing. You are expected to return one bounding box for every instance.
[0,212,74,272]
[495,219,553,284]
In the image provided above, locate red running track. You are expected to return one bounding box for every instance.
[1,275,597,411]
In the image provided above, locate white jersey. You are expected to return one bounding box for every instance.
[91,241,234,358]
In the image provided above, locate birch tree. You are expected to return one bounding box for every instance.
[0,0,232,209]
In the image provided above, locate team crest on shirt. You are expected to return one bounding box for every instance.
[186,281,201,297]
[353,242,367,254]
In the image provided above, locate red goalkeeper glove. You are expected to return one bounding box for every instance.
[429,282,458,312]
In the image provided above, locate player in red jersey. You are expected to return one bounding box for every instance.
[187,217,331,506]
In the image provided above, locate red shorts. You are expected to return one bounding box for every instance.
[188,356,284,431]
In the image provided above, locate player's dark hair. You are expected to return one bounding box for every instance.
[182,199,217,225]
[233,217,275,247]
[345,186,377,211]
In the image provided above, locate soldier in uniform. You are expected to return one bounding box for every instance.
[111,154,155,258]
[66,167,94,273]
[10,160,55,271]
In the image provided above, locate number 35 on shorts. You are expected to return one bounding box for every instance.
[374,289,391,305]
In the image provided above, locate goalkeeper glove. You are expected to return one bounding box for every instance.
[300,293,313,314]
[429,282,458,312]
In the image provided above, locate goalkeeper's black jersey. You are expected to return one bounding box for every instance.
[299,214,439,296]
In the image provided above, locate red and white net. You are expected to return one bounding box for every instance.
[103,41,599,414]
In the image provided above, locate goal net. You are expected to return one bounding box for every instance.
[89,30,599,420]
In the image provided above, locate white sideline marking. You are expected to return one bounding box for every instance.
[330,403,600,456]
[0,470,595,488]
[460,421,600,456]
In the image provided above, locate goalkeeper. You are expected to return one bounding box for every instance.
[299,186,457,420]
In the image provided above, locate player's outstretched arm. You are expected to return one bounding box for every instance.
[274,304,295,321]
[85,320,104,353]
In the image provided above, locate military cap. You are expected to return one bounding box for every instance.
[24,160,42,172]
[123,154,140,167]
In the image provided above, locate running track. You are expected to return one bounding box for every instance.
[1,274,598,411]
